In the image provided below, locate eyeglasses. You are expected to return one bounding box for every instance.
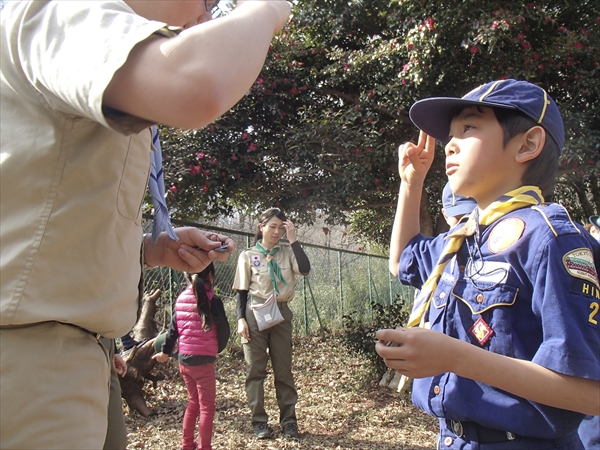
[205,0,220,14]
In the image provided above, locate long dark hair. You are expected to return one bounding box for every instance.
[253,208,287,245]
[185,263,215,332]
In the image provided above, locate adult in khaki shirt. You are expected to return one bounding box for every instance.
[0,1,290,448]
[233,208,311,439]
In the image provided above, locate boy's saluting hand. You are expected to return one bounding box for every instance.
[398,130,436,186]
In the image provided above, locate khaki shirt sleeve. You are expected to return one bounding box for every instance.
[232,251,252,291]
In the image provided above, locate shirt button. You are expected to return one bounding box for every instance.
[444,436,454,447]
[476,294,484,303]
[433,385,440,395]
[439,292,446,299]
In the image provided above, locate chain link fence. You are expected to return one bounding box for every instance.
[143,218,415,338]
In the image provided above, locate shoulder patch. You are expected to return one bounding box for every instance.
[562,248,599,287]
[488,218,525,254]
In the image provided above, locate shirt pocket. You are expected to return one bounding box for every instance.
[117,136,150,224]
[452,280,519,314]
[428,279,456,326]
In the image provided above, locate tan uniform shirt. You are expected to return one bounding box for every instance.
[233,243,301,302]
[0,1,167,337]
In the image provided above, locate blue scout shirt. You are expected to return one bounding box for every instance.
[399,203,600,439]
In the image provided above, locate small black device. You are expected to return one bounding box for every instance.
[213,243,229,252]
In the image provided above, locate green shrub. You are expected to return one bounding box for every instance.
[341,296,409,379]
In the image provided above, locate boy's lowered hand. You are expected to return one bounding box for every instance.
[398,130,436,185]
[375,327,458,378]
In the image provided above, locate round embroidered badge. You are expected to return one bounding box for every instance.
[488,218,525,254]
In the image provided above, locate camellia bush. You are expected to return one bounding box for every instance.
[160,0,599,243]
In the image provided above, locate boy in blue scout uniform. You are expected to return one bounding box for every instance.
[377,79,600,449]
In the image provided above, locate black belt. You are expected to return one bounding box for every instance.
[450,420,517,443]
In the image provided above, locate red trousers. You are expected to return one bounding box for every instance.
[179,363,216,450]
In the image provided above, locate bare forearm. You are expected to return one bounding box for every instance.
[451,339,600,415]
[389,181,423,277]
[105,1,290,129]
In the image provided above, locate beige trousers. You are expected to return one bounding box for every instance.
[0,322,110,449]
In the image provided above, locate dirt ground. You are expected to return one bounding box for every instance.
[124,335,438,449]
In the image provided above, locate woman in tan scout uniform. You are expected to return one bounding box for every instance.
[233,208,310,439]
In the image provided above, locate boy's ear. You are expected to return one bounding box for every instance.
[515,126,546,163]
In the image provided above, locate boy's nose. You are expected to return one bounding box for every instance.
[445,139,458,156]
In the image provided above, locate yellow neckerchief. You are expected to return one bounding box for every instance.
[406,186,544,328]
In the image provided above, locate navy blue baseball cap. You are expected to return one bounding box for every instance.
[590,216,600,229]
[442,182,477,218]
[409,79,564,152]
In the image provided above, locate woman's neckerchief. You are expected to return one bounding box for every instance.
[255,241,288,294]
[407,186,544,328]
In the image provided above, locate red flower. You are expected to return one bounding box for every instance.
[366,148,372,153]
[522,41,530,50]
[249,143,257,152]
[290,87,299,95]
[257,78,264,84]
[374,178,380,184]
[170,185,177,193]
[202,169,210,176]
[425,17,435,31]
[231,155,238,161]
[202,186,209,192]
[368,90,375,98]
[575,42,583,49]
[197,152,205,159]
[242,132,249,139]
[470,45,479,54]
[407,43,414,50]
[353,148,361,155]
[210,159,218,166]
[558,26,566,31]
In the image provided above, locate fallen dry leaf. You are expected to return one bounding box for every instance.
[124,335,437,449]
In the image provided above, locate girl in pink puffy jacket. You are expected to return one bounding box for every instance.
[153,263,229,450]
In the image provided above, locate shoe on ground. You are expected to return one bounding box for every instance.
[253,422,272,439]
[282,422,300,438]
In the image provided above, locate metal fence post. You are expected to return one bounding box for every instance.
[338,250,343,315]
[302,275,308,335]
[368,255,373,318]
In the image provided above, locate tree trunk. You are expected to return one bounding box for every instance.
[119,289,165,417]
[379,368,412,394]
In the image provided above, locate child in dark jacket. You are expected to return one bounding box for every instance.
[153,263,228,450]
